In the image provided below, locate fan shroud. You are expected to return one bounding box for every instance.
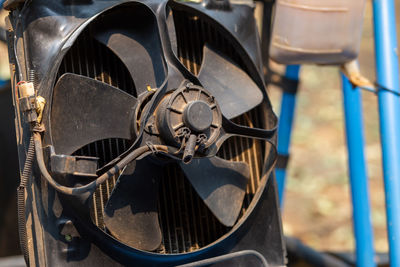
[54,8,268,254]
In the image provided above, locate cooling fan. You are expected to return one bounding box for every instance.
[51,39,272,252]
[7,0,285,266]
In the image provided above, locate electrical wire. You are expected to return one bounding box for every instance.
[13,15,23,82]
[33,132,169,195]
[358,83,400,97]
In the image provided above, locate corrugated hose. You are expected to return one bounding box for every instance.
[17,135,35,266]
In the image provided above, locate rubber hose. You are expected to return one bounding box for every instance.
[33,132,169,195]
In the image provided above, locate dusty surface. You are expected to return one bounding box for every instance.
[268,1,391,253]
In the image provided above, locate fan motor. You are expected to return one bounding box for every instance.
[156,84,222,154]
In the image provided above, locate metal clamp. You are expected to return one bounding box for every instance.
[19,96,37,123]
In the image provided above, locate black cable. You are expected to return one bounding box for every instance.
[349,81,400,97]
[17,135,35,266]
[13,16,23,82]
[285,236,350,267]
[33,132,168,195]
[374,82,400,97]
[11,0,31,82]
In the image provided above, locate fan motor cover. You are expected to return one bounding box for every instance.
[156,84,222,148]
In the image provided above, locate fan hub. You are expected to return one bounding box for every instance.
[183,100,213,132]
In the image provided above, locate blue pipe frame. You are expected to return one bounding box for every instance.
[275,65,300,206]
[372,0,400,265]
[276,0,400,265]
[276,70,376,266]
[342,75,376,267]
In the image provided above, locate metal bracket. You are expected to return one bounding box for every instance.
[47,146,99,177]
[276,153,290,170]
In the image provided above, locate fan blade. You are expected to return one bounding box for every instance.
[94,29,166,96]
[104,158,162,251]
[180,157,250,227]
[222,116,276,140]
[51,73,137,155]
[197,45,263,119]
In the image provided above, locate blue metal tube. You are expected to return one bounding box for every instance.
[276,65,300,206]
[372,0,400,264]
[341,75,376,267]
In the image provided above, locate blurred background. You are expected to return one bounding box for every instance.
[267,1,388,253]
[0,0,396,261]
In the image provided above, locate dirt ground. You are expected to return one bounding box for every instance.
[268,1,394,253]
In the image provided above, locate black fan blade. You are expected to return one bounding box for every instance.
[94,29,166,96]
[104,158,162,251]
[180,157,250,227]
[51,73,137,155]
[197,45,263,119]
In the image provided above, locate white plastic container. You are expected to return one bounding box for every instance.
[270,0,366,65]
